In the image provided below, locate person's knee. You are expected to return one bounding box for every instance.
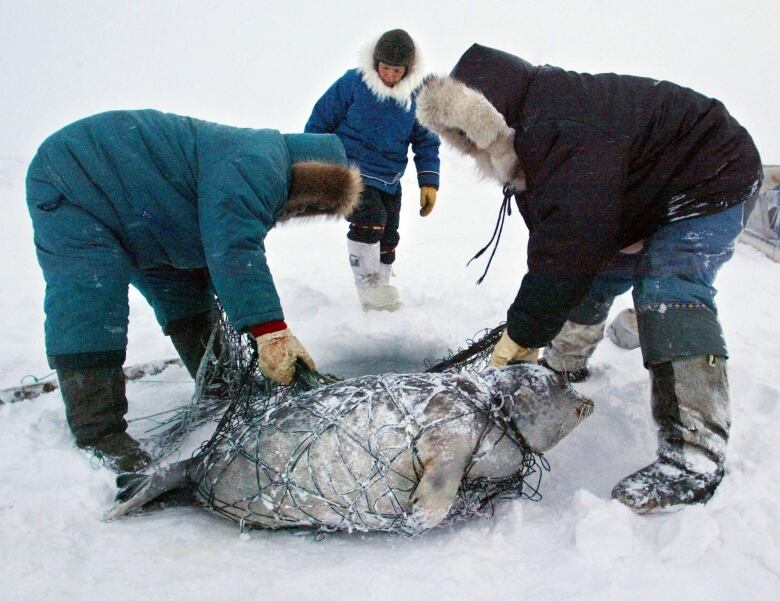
[379,244,397,264]
[567,295,614,325]
[636,304,727,365]
[163,310,215,337]
[348,222,385,244]
[134,268,215,328]
[347,188,389,244]
[48,349,127,370]
[43,275,130,363]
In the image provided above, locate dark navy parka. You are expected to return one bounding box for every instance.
[451,45,763,348]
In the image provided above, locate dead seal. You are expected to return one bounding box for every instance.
[106,364,592,533]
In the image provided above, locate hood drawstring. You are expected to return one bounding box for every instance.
[468,183,515,284]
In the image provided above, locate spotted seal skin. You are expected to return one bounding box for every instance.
[106,364,593,532]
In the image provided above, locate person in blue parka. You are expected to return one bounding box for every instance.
[26,109,362,472]
[305,29,440,311]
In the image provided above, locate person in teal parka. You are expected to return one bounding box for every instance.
[26,109,362,472]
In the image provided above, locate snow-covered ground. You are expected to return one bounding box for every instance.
[2,148,779,600]
[2,2,779,600]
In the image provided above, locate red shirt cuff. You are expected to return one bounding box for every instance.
[250,320,288,337]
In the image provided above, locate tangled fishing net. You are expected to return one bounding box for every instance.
[136,310,548,535]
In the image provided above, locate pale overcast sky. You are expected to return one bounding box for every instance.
[2,0,778,161]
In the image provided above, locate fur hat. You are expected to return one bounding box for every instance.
[373,29,415,68]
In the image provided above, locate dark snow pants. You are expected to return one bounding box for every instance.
[27,173,214,369]
[346,185,401,264]
[566,202,750,365]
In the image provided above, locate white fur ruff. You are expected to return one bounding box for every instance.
[416,76,525,189]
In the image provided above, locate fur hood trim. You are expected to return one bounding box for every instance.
[278,162,363,222]
[357,34,427,111]
[416,76,525,189]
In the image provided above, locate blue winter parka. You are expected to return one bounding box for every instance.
[305,68,440,194]
[27,109,346,336]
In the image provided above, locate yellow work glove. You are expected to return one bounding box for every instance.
[255,329,316,385]
[419,186,438,217]
[490,329,539,367]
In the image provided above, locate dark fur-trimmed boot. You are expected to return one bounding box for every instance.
[612,355,729,513]
[58,366,151,473]
[540,320,606,383]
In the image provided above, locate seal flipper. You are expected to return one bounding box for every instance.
[410,427,475,531]
[115,472,149,502]
[104,459,193,521]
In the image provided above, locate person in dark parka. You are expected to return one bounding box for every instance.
[305,29,440,311]
[416,44,763,513]
[26,109,361,472]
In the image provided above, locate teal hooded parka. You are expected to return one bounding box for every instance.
[26,109,348,367]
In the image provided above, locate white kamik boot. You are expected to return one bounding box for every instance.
[375,261,401,311]
[347,240,401,312]
[607,308,640,350]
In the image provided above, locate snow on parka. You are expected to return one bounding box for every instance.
[304,43,440,194]
[26,110,350,351]
[421,44,763,348]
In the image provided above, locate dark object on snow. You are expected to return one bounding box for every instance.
[58,366,152,473]
[538,358,590,384]
[611,355,729,512]
[106,314,593,535]
[425,324,505,373]
[612,457,724,513]
[82,433,152,474]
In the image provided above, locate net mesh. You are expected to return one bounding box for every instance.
[139,310,548,535]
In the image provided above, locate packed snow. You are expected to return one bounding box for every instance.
[1,2,779,600]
